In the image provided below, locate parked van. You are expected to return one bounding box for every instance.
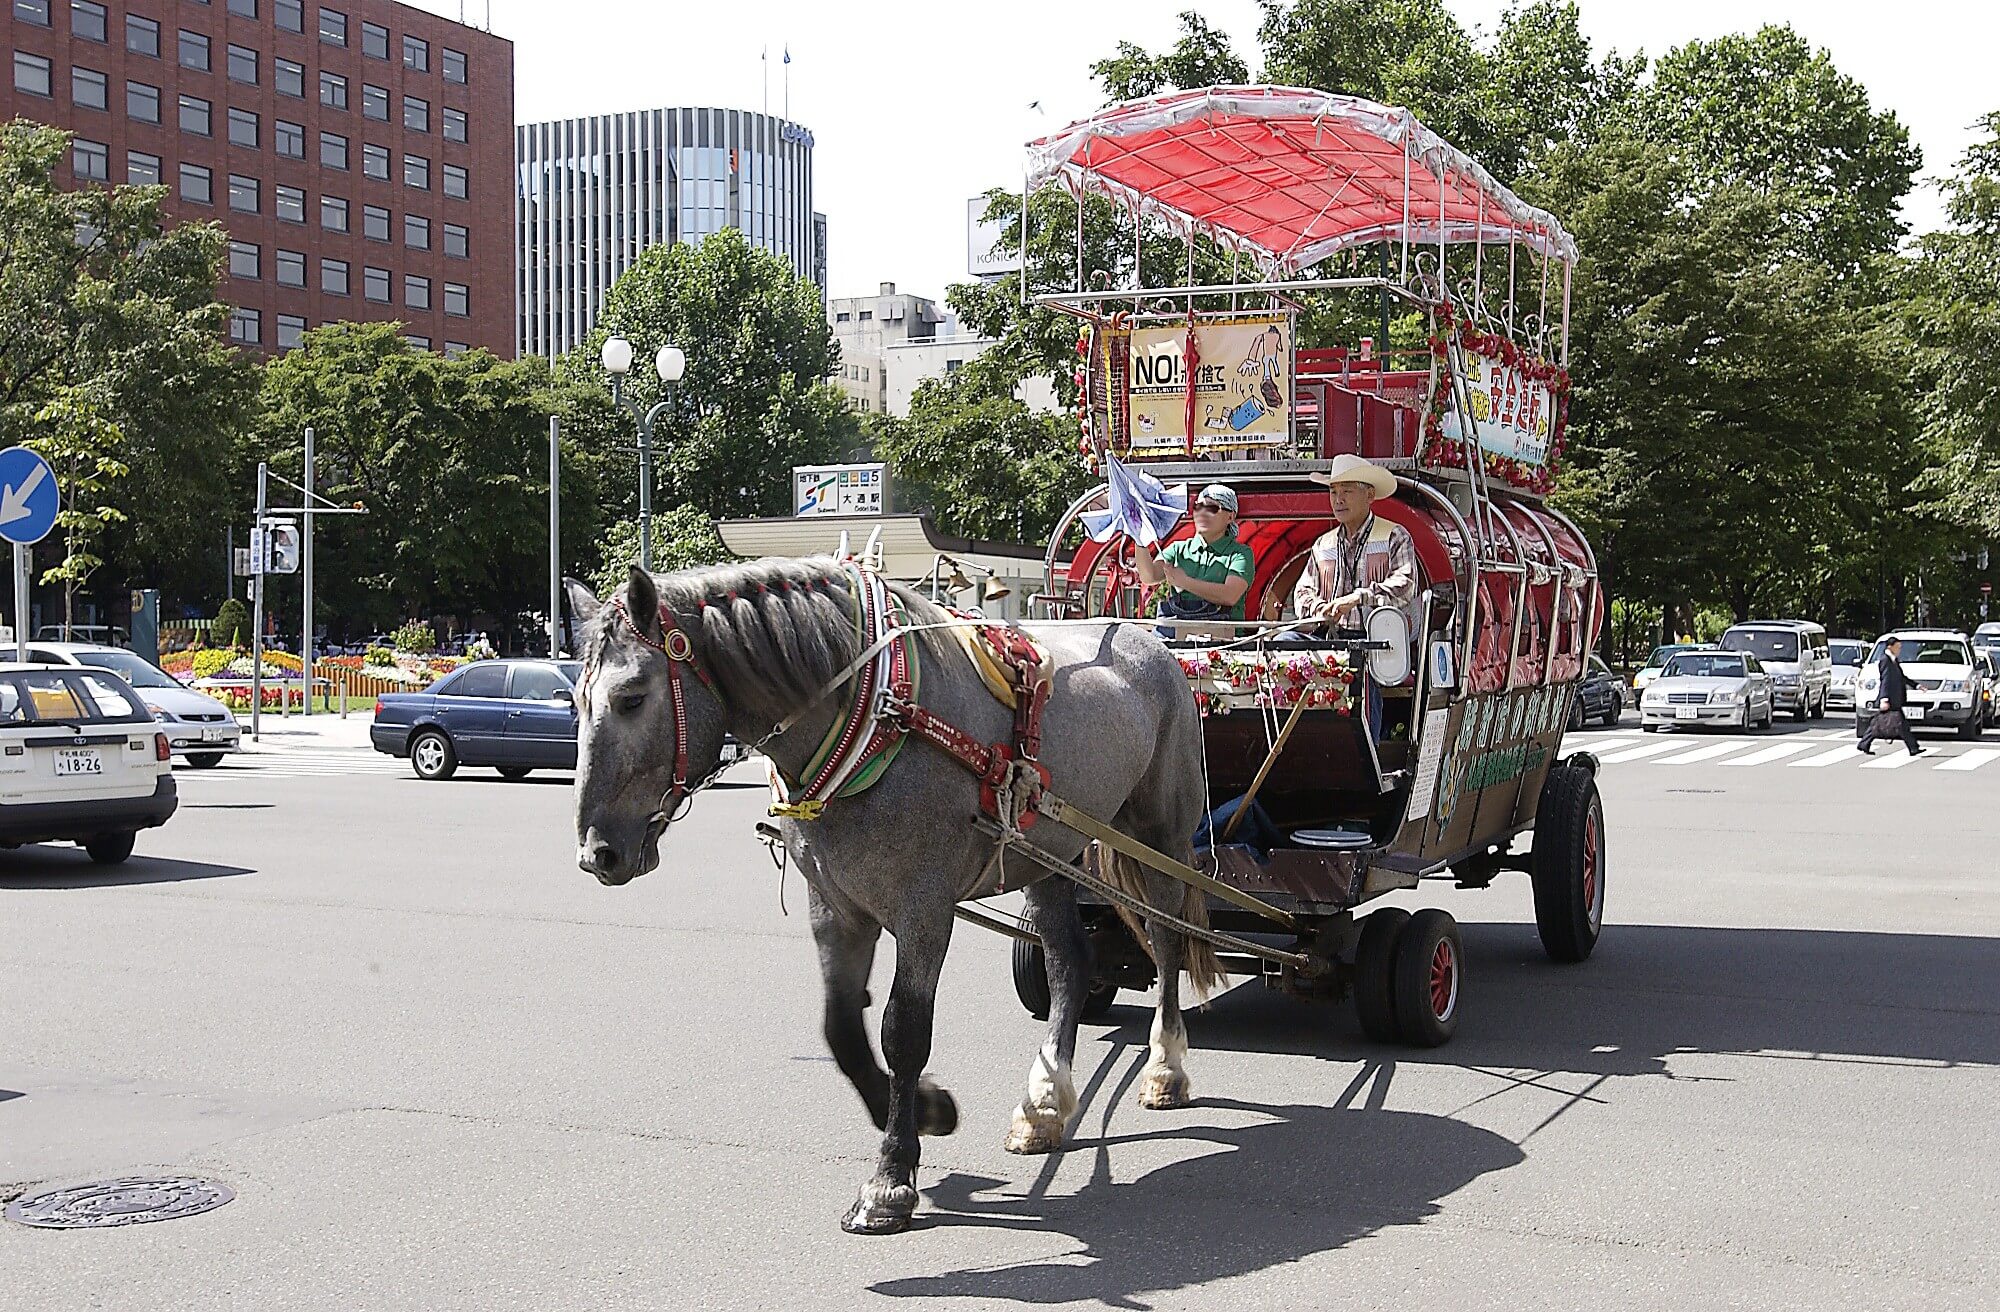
[1718,620,1831,720]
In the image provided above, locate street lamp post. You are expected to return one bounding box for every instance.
[601,337,687,573]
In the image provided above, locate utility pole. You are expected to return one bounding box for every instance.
[301,425,314,716]
[251,461,267,739]
[548,416,561,657]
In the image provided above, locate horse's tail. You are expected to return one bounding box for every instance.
[1099,844,1223,1004]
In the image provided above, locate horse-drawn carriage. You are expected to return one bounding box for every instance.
[569,87,1605,1234]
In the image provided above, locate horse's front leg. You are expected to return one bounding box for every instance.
[1139,877,1195,1109]
[842,911,956,1235]
[810,889,893,1129]
[1006,876,1084,1154]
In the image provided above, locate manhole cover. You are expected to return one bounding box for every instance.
[5,1177,234,1229]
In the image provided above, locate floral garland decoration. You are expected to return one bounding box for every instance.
[1421,301,1571,496]
[1177,648,1356,715]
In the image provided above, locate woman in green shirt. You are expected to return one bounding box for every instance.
[1134,483,1255,636]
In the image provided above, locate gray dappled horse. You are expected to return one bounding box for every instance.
[568,558,1221,1235]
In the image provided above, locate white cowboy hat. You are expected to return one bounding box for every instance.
[1309,454,1397,497]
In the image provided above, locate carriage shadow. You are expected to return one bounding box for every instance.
[881,1087,1520,1305]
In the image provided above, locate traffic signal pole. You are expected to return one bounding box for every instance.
[302,426,314,716]
[251,461,267,740]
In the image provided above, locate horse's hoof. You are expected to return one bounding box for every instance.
[916,1076,959,1137]
[1004,1104,1066,1155]
[841,1181,918,1235]
[1138,1066,1192,1109]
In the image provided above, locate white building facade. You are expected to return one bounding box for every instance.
[517,107,820,359]
[883,335,1058,416]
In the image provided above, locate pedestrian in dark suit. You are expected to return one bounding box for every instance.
[1858,636,1924,755]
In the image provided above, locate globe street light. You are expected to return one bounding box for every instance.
[601,335,684,572]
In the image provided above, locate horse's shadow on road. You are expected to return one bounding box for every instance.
[878,1060,1519,1306]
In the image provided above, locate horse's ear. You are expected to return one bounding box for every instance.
[563,577,600,627]
[627,563,662,631]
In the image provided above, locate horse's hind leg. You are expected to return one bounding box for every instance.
[843,910,957,1236]
[810,888,892,1129]
[1138,873,1196,1110]
[1005,876,1084,1154]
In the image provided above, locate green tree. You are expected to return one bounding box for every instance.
[557,228,858,526]
[26,385,129,631]
[1091,11,1250,102]
[586,507,733,596]
[212,595,250,648]
[0,119,256,613]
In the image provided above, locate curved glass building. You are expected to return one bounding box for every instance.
[516,105,822,358]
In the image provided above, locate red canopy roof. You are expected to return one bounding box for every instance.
[1026,87,1577,276]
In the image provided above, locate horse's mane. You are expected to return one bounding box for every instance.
[591,556,957,726]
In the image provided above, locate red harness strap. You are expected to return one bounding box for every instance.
[881,628,1052,831]
[601,597,714,816]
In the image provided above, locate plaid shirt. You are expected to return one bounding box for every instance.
[1291,514,1419,624]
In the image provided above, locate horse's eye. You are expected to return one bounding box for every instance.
[616,693,645,716]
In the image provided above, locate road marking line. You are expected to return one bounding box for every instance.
[1720,742,1816,766]
[1860,751,1926,770]
[1935,749,1999,772]
[1790,745,1864,768]
[1655,740,1757,764]
[1593,739,1688,764]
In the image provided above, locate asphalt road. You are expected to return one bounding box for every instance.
[2,718,1996,1310]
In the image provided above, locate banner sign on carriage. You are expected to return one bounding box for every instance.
[793,463,888,518]
[1440,352,1555,466]
[1119,316,1291,454]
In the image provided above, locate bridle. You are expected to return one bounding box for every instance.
[588,595,722,825]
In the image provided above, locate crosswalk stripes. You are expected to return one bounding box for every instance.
[1939,748,2000,772]
[1859,750,1926,770]
[1719,742,1815,766]
[1591,739,1687,764]
[1566,730,1997,772]
[1655,740,1751,765]
[1790,744,1868,767]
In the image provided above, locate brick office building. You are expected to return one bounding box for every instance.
[3,0,513,356]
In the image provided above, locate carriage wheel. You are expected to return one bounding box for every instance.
[1010,938,1116,1021]
[1531,762,1606,962]
[1351,908,1408,1044]
[1390,909,1462,1047]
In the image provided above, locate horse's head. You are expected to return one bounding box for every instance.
[569,565,730,886]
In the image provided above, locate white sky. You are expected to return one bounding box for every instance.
[406,0,1995,303]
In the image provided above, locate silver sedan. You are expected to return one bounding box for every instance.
[1638,651,1776,731]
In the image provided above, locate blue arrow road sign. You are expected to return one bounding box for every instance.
[0,447,58,546]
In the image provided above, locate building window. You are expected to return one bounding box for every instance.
[442,47,465,84]
[401,34,427,71]
[228,173,258,212]
[362,203,389,240]
[178,162,212,204]
[361,83,387,121]
[275,186,304,224]
[125,13,159,56]
[319,70,347,110]
[71,137,109,180]
[275,57,303,98]
[228,0,258,16]
[126,150,161,185]
[858,310,872,320]
[70,65,107,109]
[178,29,209,71]
[13,51,52,97]
[275,119,304,157]
[318,7,345,46]
[320,193,347,232]
[362,265,389,302]
[276,313,305,349]
[403,154,429,190]
[276,249,305,286]
[404,334,430,351]
[362,142,388,180]
[71,0,107,42]
[361,20,386,59]
[321,257,348,295]
[229,306,260,345]
[227,43,256,84]
[228,107,258,148]
[444,341,468,357]
[228,240,259,279]
[179,94,212,136]
[13,0,49,26]
[442,106,466,144]
[319,131,347,170]
[835,311,849,323]
[443,222,468,258]
[125,80,160,122]
[442,163,466,199]
[275,0,302,33]
[404,274,430,310]
[403,213,428,249]
[402,95,427,133]
[443,282,467,317]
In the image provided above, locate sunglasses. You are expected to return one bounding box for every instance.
[1193,501,1229,513]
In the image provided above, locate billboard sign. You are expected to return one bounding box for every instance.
[1122,316,1291,454]
[967,196,1023,277]
[793,463,889,518]
[1439,352,1555,466]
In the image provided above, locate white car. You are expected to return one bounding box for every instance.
[1856,630,1986,741]
[1826,638,1867,713]
[1639,650,1776,731]
[0,664,178,863]
[1632,642,1714,696]
[24,643,242,767]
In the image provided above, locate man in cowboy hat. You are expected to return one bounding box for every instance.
[1291,454,1418,635]
[1134,482,1254,636]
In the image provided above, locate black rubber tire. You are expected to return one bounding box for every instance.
[1390,909,1463,1048]
[1958,713,1982,741]
[1808,689,1823,721]
[1567,697,1584,731]
[1352,908,1409,1044]
[1010,938,1115,1022]
[498,765,532,780]
[1791,695,1811,722]
[409,729,458,781]
[185,752,225,769]
[1531,763,1606,963]
[1601,705,1621,728]
[1641,723,1657,733]
[84,831,136,864]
